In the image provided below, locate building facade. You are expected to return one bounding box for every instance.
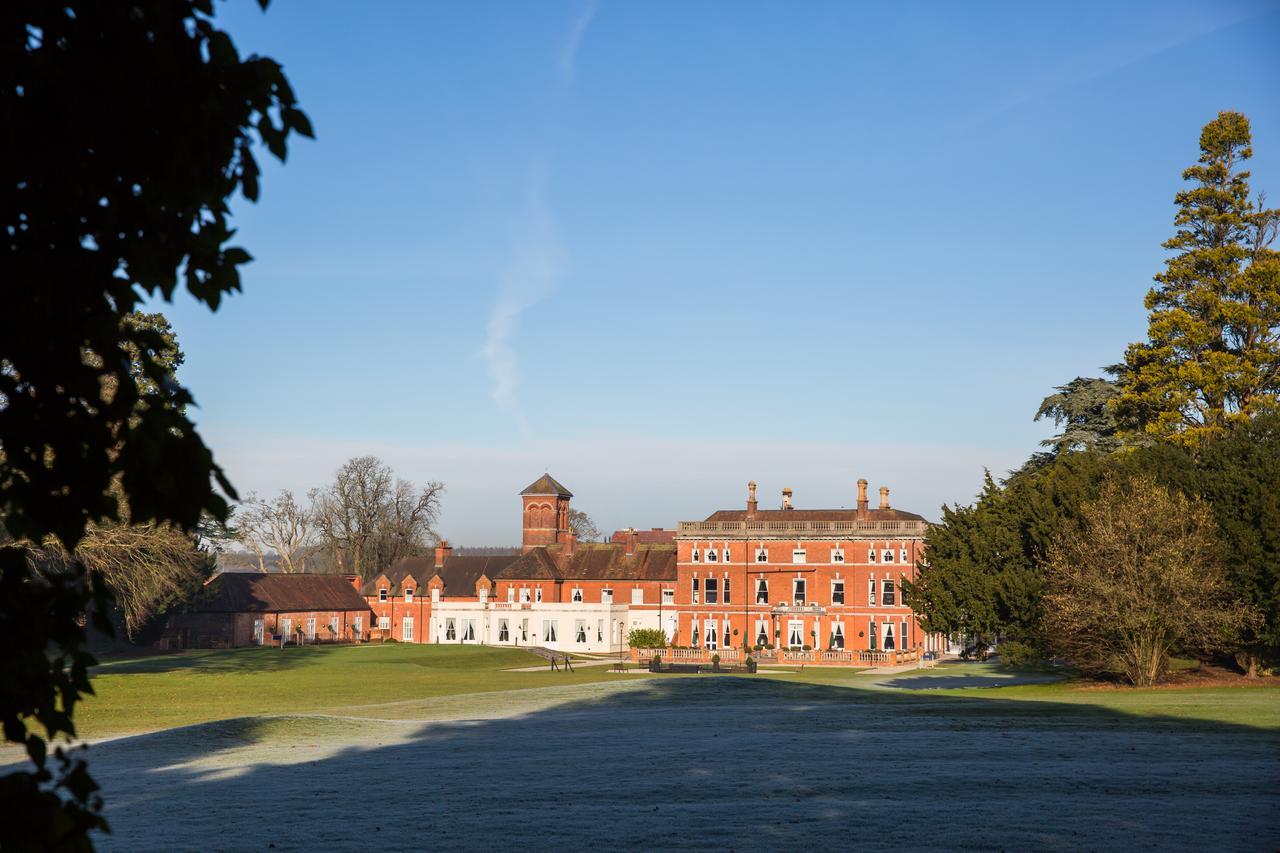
[676,479,944,657]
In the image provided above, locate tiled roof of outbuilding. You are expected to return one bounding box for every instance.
[199,573,372,614]
[492,544,677,582]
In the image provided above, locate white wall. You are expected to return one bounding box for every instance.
[429,601,667,653]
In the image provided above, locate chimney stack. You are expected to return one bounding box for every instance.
[746,480,758,517]
[782,488,793,511]
[857,479,869,515]
[624,527,638,557]
[434,540,452,568]
[879,486,891,510]
[563,530,577,557]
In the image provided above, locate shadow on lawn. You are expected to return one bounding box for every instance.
[88,675,1280,851]
[92,645,326,676]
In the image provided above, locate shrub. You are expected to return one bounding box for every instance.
[997,640,1043,668]
[710,653,720,665]
[627,628,668,649]
[802,644,812,652]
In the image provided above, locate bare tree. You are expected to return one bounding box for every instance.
[311,456,444,579]
[1044,476,1259,686]
[568,508,601,543]
[37,522,211,639]
[236,490,313,573]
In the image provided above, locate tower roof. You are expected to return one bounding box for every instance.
[519,473,573,497]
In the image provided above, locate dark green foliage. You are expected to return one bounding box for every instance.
[1194,414,1280,666]
[1,2,308,847]
[1035,377,1125,456]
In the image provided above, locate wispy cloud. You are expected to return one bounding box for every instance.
[480,163,564,430]
[557,0,598,81]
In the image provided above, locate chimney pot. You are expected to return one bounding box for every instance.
[857,479,869,514]
[879,486,890,510]
[746,480,758,517]
[782,488,793,511]
[434,539,453,569]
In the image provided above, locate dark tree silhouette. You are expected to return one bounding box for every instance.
[1,2,310,848]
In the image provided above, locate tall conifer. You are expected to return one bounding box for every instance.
[1117,111,1280,446]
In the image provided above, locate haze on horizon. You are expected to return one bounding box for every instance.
[155,0,1280,544]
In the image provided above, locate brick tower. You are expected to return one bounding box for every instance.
[520,474,573,553]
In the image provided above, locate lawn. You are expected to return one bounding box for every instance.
[71,643,626,740]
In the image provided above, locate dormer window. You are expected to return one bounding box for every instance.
[379,587,388,602]
[755,547,768,563]
[832,548,845,563]
[404,588,414,603]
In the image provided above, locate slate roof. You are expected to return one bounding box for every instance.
[704,508,927,523]
[519,473,573,497]
[199,573,372,614]
[362,555,523,596]
[491,544,677,582]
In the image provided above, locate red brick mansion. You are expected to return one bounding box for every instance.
[168,474,945,664]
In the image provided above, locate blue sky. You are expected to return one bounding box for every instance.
[158,0,1280,542]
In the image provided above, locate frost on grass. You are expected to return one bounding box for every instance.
[48,670,1280,851]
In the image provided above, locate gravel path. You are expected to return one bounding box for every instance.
[51,670,1280,851]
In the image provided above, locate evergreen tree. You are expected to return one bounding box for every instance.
[1116,111,1280,447]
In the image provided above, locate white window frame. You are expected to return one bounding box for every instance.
[722,576,731,605]
[253,619,264,645]
[793,577,807,605]
[787,620,804,649]
[575,619,587,643]
[631,587,644,604]
[755,578,768,604]
[281,617,293,639]
[883,621,896,650]
[507,586,515,603]
[572,587,584,603]
[704,621,718,650]
[868,578,877,606]
[461,619,476,642]
[691,547,700,563]
[520,587,531,603]
[378,587,388,602]
[722,547,731,562]
[792,548,807,564]
[831,621,845,650]
[535,587,543,603]
[881,578,896,606]
[754,619,770,646]
[706,547,718,563]
[353,616,363,637]
[498,618,509,642]
[900,548,909,563]
[379,615,391,630]
[831,580,845,605]
[883,549,895,563]
[601,588,613,604]
[305,617,317,640]
[402,616,414,642]
[404,587,414,603]
[662,588,674,605]
[444,618,456,640]
[544,620,557,643]
[755,547,768,563]
[704,577,719,604]
[692,576,700,604]
[832,548,845,563]
[868,548,877,563]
